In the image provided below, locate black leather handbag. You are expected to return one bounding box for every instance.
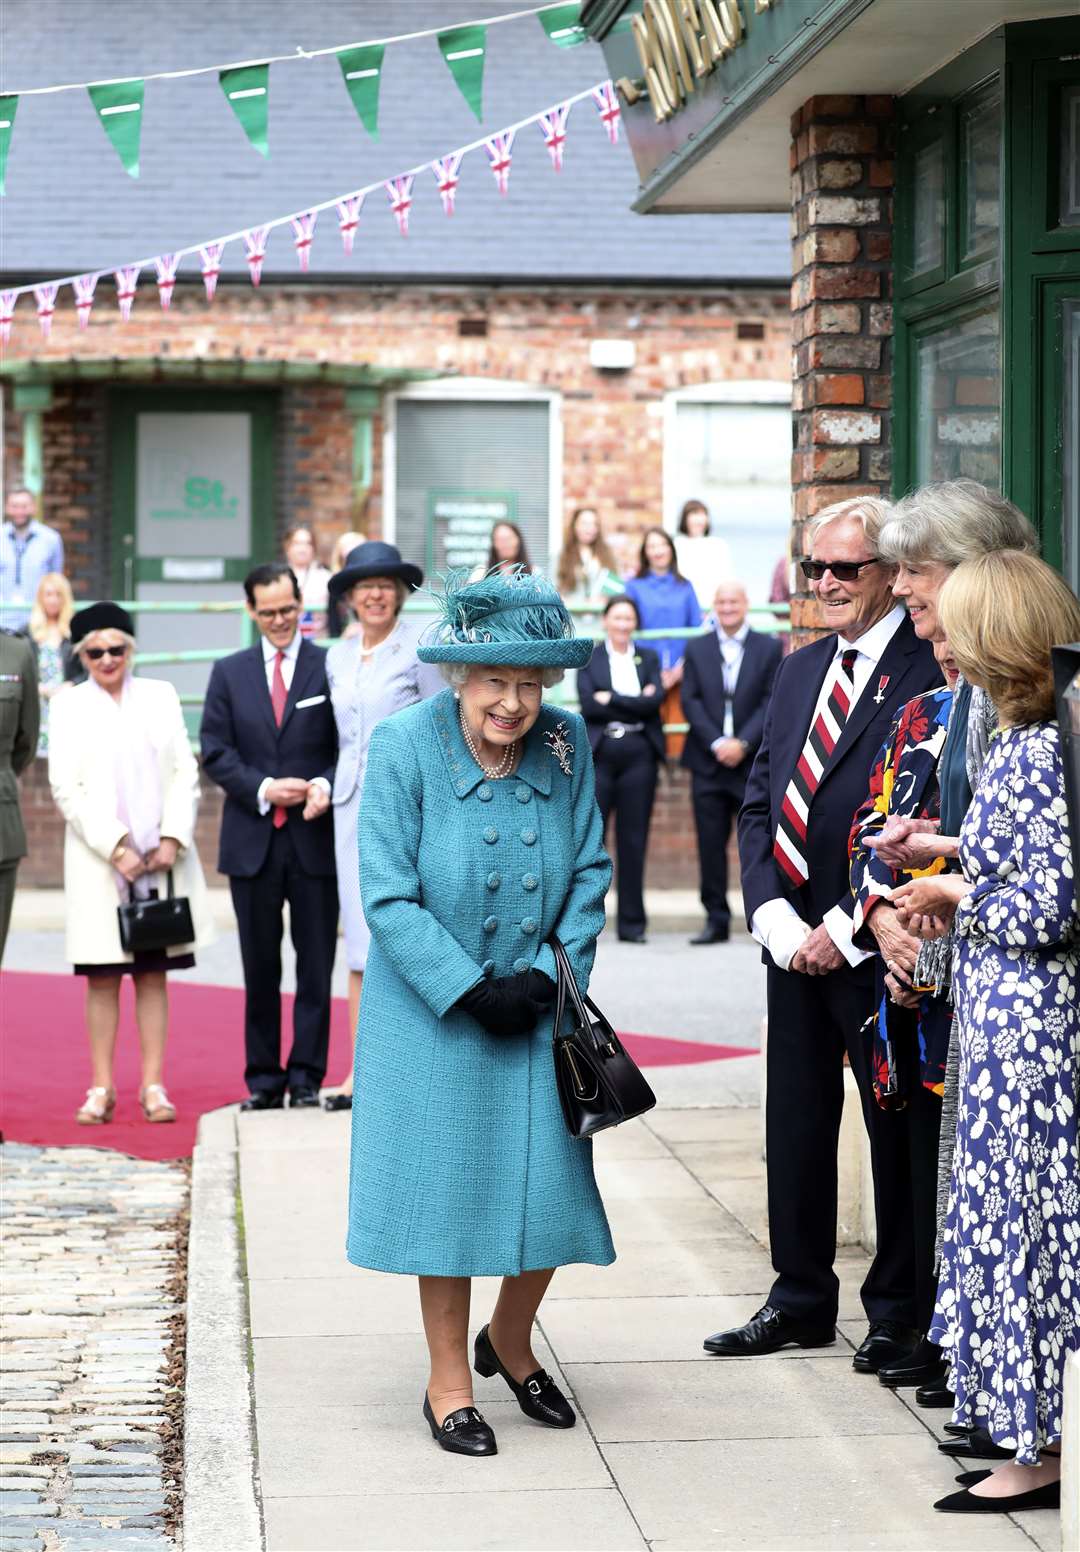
[117,872,195,955]
[549,935,656,1138]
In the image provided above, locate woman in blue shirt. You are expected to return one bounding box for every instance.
[624,527,701,691]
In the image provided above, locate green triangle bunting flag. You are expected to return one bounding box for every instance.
[88,79,144,178]
[437,25,486,122]
[0,96,17,195]
[336,44,385,140]
[219,63,270,157]
[539,5,586,48]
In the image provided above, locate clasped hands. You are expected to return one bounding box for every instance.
[865,815,959,870]
[264,777,330,821]
[457,970,556,1037]
[114,834,180,884]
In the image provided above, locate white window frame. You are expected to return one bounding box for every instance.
[382,377,564,564]
[661,379,792,533]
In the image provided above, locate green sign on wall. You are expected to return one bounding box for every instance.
[427,489,517,574]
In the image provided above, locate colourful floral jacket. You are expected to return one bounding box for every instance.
[848,686,953,1103]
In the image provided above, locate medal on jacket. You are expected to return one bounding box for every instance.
[873,674,890,705]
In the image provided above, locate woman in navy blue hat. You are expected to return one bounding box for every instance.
[347,568,614,1457]
[322,543,443,1110]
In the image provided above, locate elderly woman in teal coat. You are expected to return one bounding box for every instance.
[347,569,615,1458]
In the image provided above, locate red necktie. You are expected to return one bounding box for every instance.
[271,650,288,829]
[773,648,859,887]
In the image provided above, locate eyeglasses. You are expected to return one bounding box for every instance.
[254,604,300,623]
[354,581,397,595]
[84,645,127,661]
[800,558,880,583]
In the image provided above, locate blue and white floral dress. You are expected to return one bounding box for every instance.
[930,723,1079,1463]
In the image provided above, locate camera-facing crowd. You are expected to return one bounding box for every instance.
[0,478,1077,1515]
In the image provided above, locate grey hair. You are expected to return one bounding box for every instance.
[877,480,1037,568]
[439,663,565,689]
[76,629,136,660]
[803,496,895,555]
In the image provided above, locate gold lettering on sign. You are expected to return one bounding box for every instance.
[621,0,763,119]
[650,0,697,98]
[676,0,709,78]
[631,12,677,121]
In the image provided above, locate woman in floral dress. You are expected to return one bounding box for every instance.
[894,550,1080,1515]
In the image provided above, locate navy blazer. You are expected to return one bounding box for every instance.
[737,614,939,947]
[200,639,338,879]
[578,644,666,765]
[680,627,782,793]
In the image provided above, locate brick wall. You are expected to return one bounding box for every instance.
[789,95,895,640]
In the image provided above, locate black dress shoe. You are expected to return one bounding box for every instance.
[690,924,729,945]
[938,1428,1013,1462]
[422,1394,497,1456]
[943,1422,975,1437]
[878,1336,946,1388]
[703,1304,835,1357]
[618,932,647,944]
[239,1091,284,1112]
[914,1369,954,1408]
[934,1480,1060,1514]
[473,1324,575,1428]
[288,1087,320,1108]
[323,1093,353,1112]
[851,1321,919,1374]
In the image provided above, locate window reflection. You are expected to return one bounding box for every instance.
[916,308,1002,486]
[961,85,1002,261]
[912,137,946,276]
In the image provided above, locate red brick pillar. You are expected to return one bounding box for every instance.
[789,95,895,641]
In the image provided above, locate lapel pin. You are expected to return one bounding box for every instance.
[873,675,891,705]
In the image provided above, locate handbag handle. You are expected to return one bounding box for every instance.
[126,867,176,904]
[549,935,611,1055]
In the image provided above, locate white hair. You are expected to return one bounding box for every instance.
[75,629,135,660]
[439,662,565,689]
[877,480,1037,568]
[803,496,895,555]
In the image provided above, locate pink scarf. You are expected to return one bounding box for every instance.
[92,675,163,899]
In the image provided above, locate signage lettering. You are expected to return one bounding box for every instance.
[627,0,772,122]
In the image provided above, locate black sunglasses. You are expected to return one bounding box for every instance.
[800,557,880,583]
[84,645,127,661]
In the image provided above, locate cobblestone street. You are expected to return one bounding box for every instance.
[0,1145,188,1552]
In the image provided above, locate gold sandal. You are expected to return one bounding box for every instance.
[139,1084,177,1124]
[76,1087,116,1125]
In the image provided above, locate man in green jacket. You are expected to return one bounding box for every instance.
[0,630,40,963]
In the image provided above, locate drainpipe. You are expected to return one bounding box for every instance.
[346,388,380,520]
[13,382,53,496]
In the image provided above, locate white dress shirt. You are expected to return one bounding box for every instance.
[713,620,750,744]
[605,642,642,697]
[752,605,906,971]
[255,632,331,816]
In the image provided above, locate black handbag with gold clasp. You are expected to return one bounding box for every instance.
[549,935,656,1138]
[117,872,195,955]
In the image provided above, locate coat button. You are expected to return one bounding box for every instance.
[483,916,498,934]
[520,917,538,935]
[486,872,501,891]
[481,959,496,977]
[520,828,537,845]
[477,784,493,802]
[483,827,499,844]
[512,957,531,974]
[522,874,538,891]
[515,786,531,803]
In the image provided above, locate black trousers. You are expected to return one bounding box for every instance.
[765,962,917,1328]
[229,824,339,1095]
[593,734,658,937]
[903,1046,944,1335]
[690,770,739,930]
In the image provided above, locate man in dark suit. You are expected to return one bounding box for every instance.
[704,499,938,1370]
[680,582,782,945]
[201,563,339,1110]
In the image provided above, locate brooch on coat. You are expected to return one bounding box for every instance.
[544,721,574,777]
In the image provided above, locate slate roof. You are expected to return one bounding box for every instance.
[1,0,789,287]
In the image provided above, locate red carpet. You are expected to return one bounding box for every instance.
[0,971,755,1160]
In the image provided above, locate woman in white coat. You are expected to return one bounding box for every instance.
[49,603,214,1126]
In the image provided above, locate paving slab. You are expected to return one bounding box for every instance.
[538,1297,853,1365]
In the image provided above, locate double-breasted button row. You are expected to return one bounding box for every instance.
[515,787,531,804]
[477,785,493,803]
[520,918,538,935]
[483,827,498,844]
[522,874,538,892]
[483,916,498,934]
[520,828,537,846]
[487,872,501,891]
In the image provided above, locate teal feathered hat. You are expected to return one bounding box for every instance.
[416,567,593,668]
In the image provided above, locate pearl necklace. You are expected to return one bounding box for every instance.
[459,706,518,779]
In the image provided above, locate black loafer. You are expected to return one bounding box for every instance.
[288,1086,320,1108]
[690,925,729,945]
[938,1428,1013,1462]
[915,1371,954,1409]
[239,1091,284,1112]
[474,1324,575,1428]
[851,1321,919,1374]
[878,1336,946,1388]
[704,1304,835,1357]
[323,1093,353,1112]
[934,1480,1059,1514]
[618,932,647,944]
[422,1394,497,1456]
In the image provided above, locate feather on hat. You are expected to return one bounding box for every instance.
[416,567,593,668]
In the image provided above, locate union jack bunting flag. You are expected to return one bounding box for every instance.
[591,81,621,145]
[114,266,140,321]
[34,283,58,339]
[154,254,179,310]
[0,291,16,346]
[291,211,318,272]
[73,274,98,330]
[243,227,270,286]
[484,130,515,195]
[385,176,414,237]
[336,195,364,255]
[431,152,464,216]
[200,243,225,301]
[538,104,569,171]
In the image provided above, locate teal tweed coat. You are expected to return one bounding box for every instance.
[346,688,617,1277]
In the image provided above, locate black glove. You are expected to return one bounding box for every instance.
[456,970,555,1036]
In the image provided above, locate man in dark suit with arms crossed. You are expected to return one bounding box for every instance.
[201,563,338,1110]
[680,581,782,945]
[704,499,937,1371]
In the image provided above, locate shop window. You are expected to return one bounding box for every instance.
[1061,83,1080,228]
[960,83,1002,263]
[911,136,946,279]
[914,307,1001,487]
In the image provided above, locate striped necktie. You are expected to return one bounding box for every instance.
[773,648,859,887]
